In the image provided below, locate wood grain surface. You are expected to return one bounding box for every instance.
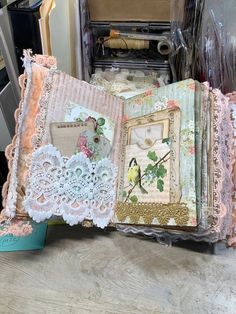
[0,226,236,314]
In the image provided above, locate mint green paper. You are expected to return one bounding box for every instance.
[124,79,197,226]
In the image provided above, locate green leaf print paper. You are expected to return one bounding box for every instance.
[116,79,198,227]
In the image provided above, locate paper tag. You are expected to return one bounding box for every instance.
[50,121,94,156]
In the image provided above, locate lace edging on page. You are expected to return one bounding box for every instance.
[1,51,57,220]
[23,144,118,228]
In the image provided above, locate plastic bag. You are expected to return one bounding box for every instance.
[170,0,236,93]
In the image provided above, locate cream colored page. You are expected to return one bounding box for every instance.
[68,0,77,77]
[39,0,55,55]
[49,0,75,75]
[50,121,94,157]
[74,0,83,79]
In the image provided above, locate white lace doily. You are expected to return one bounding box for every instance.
[23,144,118,228]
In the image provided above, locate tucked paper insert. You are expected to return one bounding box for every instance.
[50,121,95,157]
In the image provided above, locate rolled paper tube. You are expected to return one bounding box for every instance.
[157,40,173,55]
[104,37,150,50]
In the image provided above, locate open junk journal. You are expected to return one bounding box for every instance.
[0,53,235,249]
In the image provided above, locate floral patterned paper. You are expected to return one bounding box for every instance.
[124,79,197,226]
[0,220,33,237]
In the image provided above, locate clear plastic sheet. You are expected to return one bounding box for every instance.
[196,0,236,93]
[170,0,236,93]
[169,0,204,82]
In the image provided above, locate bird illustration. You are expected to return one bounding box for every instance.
[127,158,148,194]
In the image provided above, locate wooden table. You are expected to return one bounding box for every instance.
[0,225,235,314]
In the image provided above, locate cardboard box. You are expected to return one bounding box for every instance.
[88,0,170,22]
